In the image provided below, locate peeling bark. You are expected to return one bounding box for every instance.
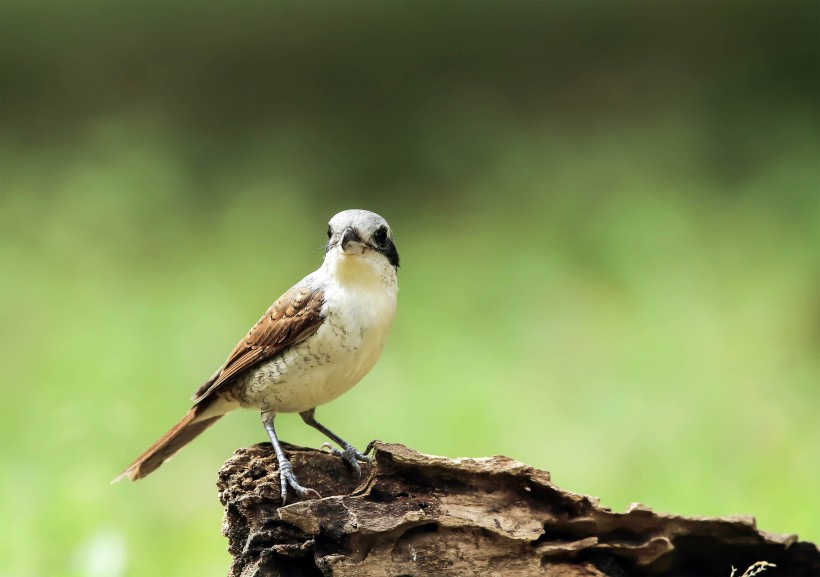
[217,442,819,576]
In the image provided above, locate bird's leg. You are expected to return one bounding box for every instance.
[299,408,370,477]
[261,411,321,505]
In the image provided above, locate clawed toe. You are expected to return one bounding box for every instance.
[278,461,321,505]
[321,443,371,477]
[280,475,321,505]
[288,483,322,502]
[320,442,341,457]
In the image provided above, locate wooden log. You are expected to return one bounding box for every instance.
[217,442,819,576]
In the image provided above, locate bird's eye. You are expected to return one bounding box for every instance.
[373,226,388,246]
[327,225,332,239]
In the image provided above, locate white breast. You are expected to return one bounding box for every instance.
[238,249,398,414]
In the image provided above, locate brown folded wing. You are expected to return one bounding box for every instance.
[191,285,325,404]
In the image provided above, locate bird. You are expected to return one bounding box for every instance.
[114,209,399,503]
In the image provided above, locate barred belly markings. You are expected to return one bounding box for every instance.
[235,281,395,414]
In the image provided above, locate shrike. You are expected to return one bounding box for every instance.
[115,209,399,503]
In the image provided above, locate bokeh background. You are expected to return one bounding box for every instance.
[1,2,818,575]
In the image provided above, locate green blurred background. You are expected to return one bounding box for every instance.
[1,2,818,575]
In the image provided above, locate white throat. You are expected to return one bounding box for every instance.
[323,244,398,297]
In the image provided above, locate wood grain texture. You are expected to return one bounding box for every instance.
[217,442,819,577]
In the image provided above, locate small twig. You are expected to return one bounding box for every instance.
[730,561,776,577]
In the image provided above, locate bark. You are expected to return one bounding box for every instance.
[217,442,819,577]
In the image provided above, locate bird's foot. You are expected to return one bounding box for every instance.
[277,457,321,505]
[321,442,371,477]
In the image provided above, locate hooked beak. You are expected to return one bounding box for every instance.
[340,227,364,254]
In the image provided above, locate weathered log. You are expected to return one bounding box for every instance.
[217,442,819,576]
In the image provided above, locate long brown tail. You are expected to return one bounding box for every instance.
[113,407,223,482]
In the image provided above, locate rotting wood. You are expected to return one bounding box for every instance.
[217,442,819,576]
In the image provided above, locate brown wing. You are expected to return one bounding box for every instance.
[191,284,325,404]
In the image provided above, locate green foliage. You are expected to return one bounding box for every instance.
[1,2,818,576]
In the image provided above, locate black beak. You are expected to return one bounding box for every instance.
[340,227,361,251]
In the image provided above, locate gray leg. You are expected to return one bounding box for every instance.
[299,408,370,477]
[261,411,321,504]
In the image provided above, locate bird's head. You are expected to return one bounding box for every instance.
[324,210,399,286]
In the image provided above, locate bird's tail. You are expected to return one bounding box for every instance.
[113,406,224,482]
